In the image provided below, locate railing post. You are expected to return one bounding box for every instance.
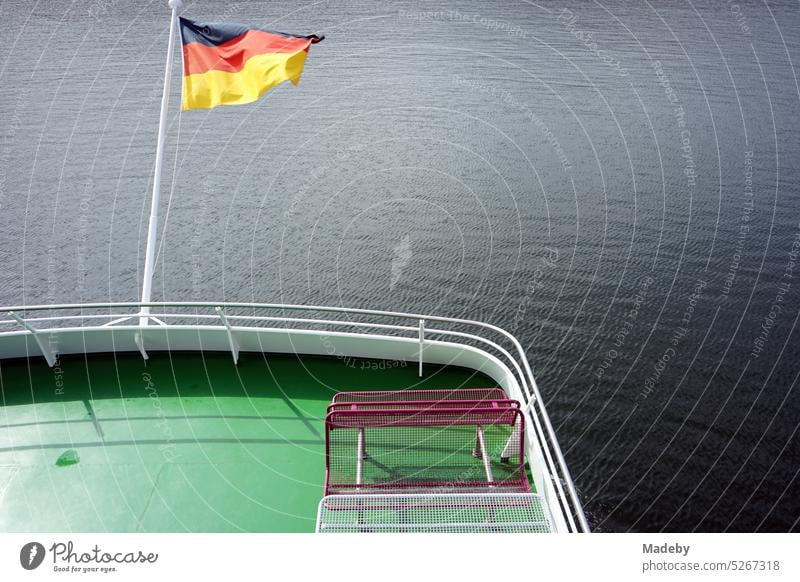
[216,306,240,365]
[523,393,537,414]
[134,332,149,361]
[418,318,425,377]
[8,311,57,367]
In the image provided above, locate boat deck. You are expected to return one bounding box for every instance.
[0,351,496,532]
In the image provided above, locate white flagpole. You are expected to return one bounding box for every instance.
[140,0,182,326]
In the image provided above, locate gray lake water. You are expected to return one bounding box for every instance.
[1,0,799,531]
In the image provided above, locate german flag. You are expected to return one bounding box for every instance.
[179,17,323,110]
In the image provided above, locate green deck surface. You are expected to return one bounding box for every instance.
[0,352,495,532]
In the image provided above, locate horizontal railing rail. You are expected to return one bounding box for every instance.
[0,301,589,532]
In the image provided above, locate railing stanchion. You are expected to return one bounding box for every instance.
[134,332,149,361]
[8,312,57,367]
[418,318,425,377]
[215,306,240,365]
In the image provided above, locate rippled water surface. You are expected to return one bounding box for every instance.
[1,0,799,531]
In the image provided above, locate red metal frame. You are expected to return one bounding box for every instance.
[331,387,507,403]
[326,398,520,414]
[324,405,527,495]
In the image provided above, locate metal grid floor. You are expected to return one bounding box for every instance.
[316,493,552,533]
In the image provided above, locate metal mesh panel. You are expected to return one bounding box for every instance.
[332,387,507,403]
[316,493,552,533]
[324,406,527,495]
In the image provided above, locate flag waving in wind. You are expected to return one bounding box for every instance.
[179,17,324,110]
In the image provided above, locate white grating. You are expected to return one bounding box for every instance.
[316,493,553,533]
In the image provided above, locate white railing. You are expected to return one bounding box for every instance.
[0,301,590,532]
